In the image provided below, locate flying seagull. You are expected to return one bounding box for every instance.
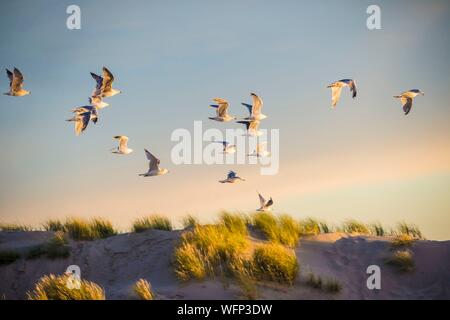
[393,89,424,115]
[208,98,236,122]
[139,149,169,177]
[242,93,267,120]
[89,96,109,109]
[248,142,271,157]
[237,119,262,137]
[213,141,237,154]
[257,192,273,212]
[219,170,245,183]
[91,67,122,98]
[66,111,91,136]
[327,79,357,108]
[72,105,99,124]
[4,68,30,96]
[111,136,133,154]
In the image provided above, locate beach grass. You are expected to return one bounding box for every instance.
[26,231,70,259]
[27,274,105,300]
[385,249,415,272]
[133,279,155,300]
[252,212,300,247]
[132,215,172,232]
[0,223,32,232]
[0,250,21,265]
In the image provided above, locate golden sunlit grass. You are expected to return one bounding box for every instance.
[252,243,299,285]
[132,215,172,232]
[133,279,155,300]
[298,218,321,236]
[220,212,248,236]
[391,234,415,248]
[252,212,300,247]
[27,274,105,300]
[342,220,370,234]
[385,249,415,272]
[305,272,342,293]
[27,231,70,259]
[181,214,200,229]
[369,222,386,236]
[0,250,20,265]
[0,223,32,232]
[42,218,117,241]
[396,222,423,239]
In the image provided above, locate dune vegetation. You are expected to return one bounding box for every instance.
[0,223,32,232]
[133,279,155,300]
[27,274,105,300]
[305,272,342,293]
[385,249,415,272]
[132,215,173,232]
[0,250,20,265]
[26,232,70,260]
[42,217,117,240]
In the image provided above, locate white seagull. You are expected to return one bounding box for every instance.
[111,136,133,154]
[91,67,122,98]
[393,89,424,115]
[139,149,169,177]
[327,79,357,108]
[237,120,262,137]
[89,96,109,109]
[242,93,267,120]
[213,141,237,154]
[219,171,245,183]
[4,68,30,96]
[66,111,91,136]
[208,98,236,122]
[257,192,273,212]
[248,142,271,157]
[72,105,99,124]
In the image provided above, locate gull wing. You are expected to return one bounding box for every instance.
[237,120,251,130]
[101,67,115,91]
[215,99,229,117]
[331,86,343,107]
[227,171,237,179]
[75,112,91,136]
[6,69,13,88]
[12,68,24,92]
[401,97,413,115]
[258,193,266,208]
[90,72,103,90]
[266,197,273,207]
[348,80,357,98]
[145,149,160,172]
[248,120,260,131]
[241,103,253,116]
[251,93,263,116]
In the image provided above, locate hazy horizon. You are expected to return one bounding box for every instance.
[1,0,449,239]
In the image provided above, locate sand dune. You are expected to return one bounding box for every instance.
[1,230,449,300]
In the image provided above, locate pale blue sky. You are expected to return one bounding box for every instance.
[1,1,449,239]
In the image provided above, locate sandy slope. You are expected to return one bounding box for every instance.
[0,230,449,300]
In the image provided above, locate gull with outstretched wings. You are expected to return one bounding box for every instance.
[91,67,122,98]
[257,192,273,211]
[219,170,245,183]
[327,79,357,108]
[393,89,424,115]
[209,98,236,122]
[111,136,133,154]
[66,111,91,136]
[248,142,271,157]
[4,68,30,96]
[139,149,169,177]
[241,93,267,120]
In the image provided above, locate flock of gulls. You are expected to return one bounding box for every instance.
[3,67,425,211]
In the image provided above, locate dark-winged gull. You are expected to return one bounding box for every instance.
[257,192,273,211]
[91,67,122,98]
[4,68,30,96]
[393,89,424,115]
[219,170,245,183]
[327,79,357,108]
